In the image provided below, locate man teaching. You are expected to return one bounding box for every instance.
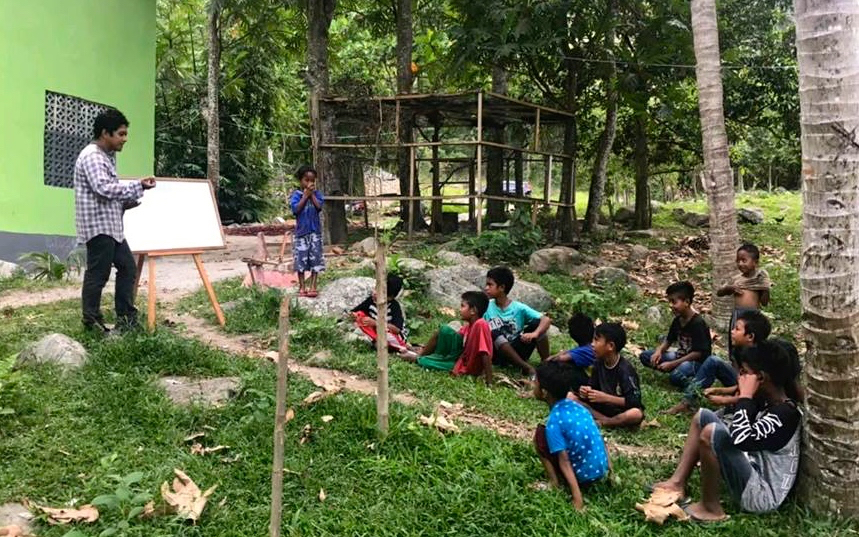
[74,109,156,333]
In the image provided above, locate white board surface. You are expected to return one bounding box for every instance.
[121,179,225,253]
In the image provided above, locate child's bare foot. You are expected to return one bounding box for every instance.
[398,350,418,362]
[683,502,729,522]
[664,401,695,415]
[650,480,685,495]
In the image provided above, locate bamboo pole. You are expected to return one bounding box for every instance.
[269,296,291,537]
[408,146,415,240]
[374,241,389,436]
[476,91,484,234]
[534,108,541,151]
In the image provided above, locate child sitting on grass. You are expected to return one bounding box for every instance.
[484,266,552,378]
[651,339,803,521]
[570,322,644,428]
[548,313,595,392]
[350,274,408,352]
[533,361,609,510]
[400,291,494,384]
[639,281,712,390]
[665,310,771,415]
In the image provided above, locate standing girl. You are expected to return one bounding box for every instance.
[290,165,325,297]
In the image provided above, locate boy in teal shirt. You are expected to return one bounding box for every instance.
[484,266,552,377]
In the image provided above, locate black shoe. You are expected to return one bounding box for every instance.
[83,319,112,334]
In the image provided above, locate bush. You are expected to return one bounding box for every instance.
[455,206,543,265]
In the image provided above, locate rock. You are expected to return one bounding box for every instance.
[350,237,377,257]
[0,503,34,535]
[0,260,20,279]
[645,306,663,324]
[651,200,664,210]
[158,376,240,407]
[437,250,481,266]
[309,349,332,364]
[612,207,635,224]
[396,257,429,273]
[16,333,88,370]
[427,265,553,311]
[439,240,460,251]
[547,325,562,337]
[774,186,787,194]
[624,229,658,238]
[272,216,286,224]
[528,246,585,274]
[673,208,709,228]
[738,207,764,225]
[357,259,376,271]
[297,277,375,317]
[592,267,630,287]
[629,244,650,262]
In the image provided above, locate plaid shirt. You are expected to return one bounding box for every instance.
[74,143,143,244]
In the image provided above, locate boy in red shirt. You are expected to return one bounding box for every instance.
[400,291,494,384]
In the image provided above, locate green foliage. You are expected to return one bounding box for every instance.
[17,249,84,281]
[455,206,543,265]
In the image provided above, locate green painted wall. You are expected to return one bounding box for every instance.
[0,0,155,238]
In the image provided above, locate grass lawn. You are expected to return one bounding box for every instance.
[2,191,856,536]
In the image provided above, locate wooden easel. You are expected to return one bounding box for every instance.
[134,250,226,332]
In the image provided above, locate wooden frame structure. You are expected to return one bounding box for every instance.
[314,90,576,238]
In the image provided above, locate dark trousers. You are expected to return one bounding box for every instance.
[82,235,137,327]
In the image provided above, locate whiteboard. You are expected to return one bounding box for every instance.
[121,178,226,254]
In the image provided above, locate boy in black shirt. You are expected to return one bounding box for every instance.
[569,323,644,428]
[639,281,712,390]
[350,274,408,351]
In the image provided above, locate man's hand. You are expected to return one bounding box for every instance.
[737,372,761,399]
[140,177,156,190]
[547,353,569,362]
[578,386,594,401]
[706,394,737,406]
[520,332,538,343]
[650,350,662,366]
[657,360,678,372]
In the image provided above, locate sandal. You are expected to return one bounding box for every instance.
[682,504,730,524]
[307,290,319,298]
[298,290,309,297]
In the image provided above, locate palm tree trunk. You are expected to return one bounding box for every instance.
[691,0,738,331]
[206,1,221,198]
[795,0,859,515]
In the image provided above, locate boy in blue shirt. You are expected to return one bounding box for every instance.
[484,266,552,377]
[289,165,325,297]
[548,313,595,391]
[534,361,609,510]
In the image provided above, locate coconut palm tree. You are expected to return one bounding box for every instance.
[691,0,739,332]
[795,0,859,515]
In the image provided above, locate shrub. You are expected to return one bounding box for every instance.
[455,206,543,265]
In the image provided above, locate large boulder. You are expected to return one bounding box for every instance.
[437,250,481,266]
[0,503,33,535]
[0,260,20,279]
[673,208,710,228]
[629,244,650,262]
[158,376,240,407]
[738,207,764,225]
[645,305,663,324]
[528,246,585,274]
[16,333,88,370]
[396,257,429,273]
[612,207,635,225]
[350,237,377,257]
[427,265,553,311]
[297,276,376,317]
[592,267,630,287]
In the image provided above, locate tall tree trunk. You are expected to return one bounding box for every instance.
[632,114,651,229]
[486,65,508,224]
[306,0,347,244]
[206,1,221,198]
[795,0,859,515]
[583,0,618,233]
[691,0,738,330]
[396,0,421,230]
[554,60,578,242]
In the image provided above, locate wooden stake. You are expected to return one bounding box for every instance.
[269,296,290,537]
[374,240,389,436]
[476,91,484,234]
[147,256,157,332]
[408,146,415,240]
[193,253,226,327]
[133,255,145,299]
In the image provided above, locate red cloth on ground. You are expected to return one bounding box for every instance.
[353,311,408,351]
[452,318,493,376]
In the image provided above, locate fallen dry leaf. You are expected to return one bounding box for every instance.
[160,469,217,523]
[285,408,295,423]
[321,415,334,423]
[141,501,156,518]
[419,414,461,434]
[31,503,99,525]
[621,319,640,331]
[331,246,345,255]
[648,487,686,507]
[641,418,662,429]
[438,306,457,317]
[190,444,230,455]
[318,489,327,502]
[302,387,342,406]
[635,501,689,524]
[299,424,313,445]
[184,432,206,442]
